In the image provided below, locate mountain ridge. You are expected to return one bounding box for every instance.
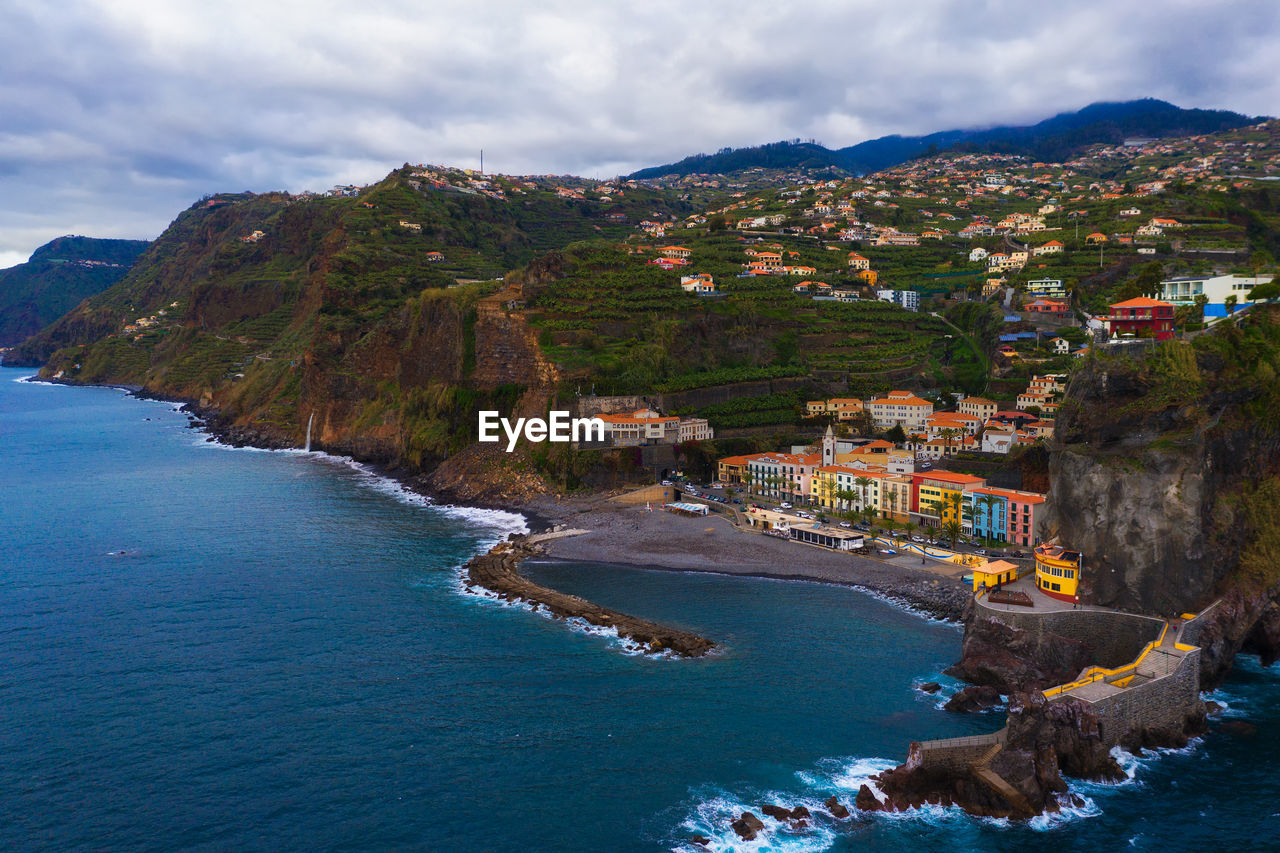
[629,99,1265,179]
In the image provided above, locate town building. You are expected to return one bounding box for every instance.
[678,418,714,442]
[596,410,680,446]
[957,397,998,421]
[1034,542,1082,602]
[1107,297,1176,341]
[1158,274,1272,318]
[876,289,920,311]
[911,470,987,529]
[867,391,934,431]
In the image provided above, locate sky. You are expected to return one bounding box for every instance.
[1,0,1277,268]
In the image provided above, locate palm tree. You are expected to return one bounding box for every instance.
[942,519,963,550]
[883,518,900,541]
[741,470,754,496]
[903,519,917,542]
[854,476,873,513]
[834,488,857,512]
[975,494,999,543]
[884,487,899,522]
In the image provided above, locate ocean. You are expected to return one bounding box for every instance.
[1,366,1277,852]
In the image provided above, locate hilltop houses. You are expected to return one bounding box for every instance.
[1108,297,1176,341]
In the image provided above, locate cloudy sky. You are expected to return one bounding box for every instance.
[1,0,1276,267]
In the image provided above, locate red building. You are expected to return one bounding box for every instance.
[1108,297,1175,341]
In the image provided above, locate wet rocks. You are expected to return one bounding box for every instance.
[824,795,851,819]
[730,812,764,841]
[688,834,710,847]
[463,539,716,658]
[759,804,810,827]
[943,685,1003,713]
[855,784,884,812]
[919,681,942,693]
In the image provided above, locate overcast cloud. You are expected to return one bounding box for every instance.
[1,0,1277,267]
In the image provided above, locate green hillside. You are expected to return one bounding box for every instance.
[0,236,149,346]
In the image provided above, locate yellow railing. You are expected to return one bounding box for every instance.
[1042,623,1169,698]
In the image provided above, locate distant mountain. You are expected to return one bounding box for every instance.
[629,99,1266,179]
[0,236,149,347]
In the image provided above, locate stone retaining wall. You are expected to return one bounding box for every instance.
[909,729,1007,773]
[1057,649,1201,746]
[976,600,1164,669]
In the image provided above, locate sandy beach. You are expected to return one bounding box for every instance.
[518,496,973,622]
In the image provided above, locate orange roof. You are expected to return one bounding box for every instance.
[979,486,1047,503]
[717,454,761,466]
[915,470,986,485]
[1042,240,1063,246]
[870,395,931,407]
[597,413,678,425]
[1110,297,1173,308]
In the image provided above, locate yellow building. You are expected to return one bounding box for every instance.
[1034,543,1082,602]
[914,471,986,528]
[972,559,1020,592]
[813,464,879,514]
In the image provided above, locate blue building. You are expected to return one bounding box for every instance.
[963,488,1008,542]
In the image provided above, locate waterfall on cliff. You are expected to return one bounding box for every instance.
[305,413,314,453]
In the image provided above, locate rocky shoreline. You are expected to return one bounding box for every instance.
[464,537,717,657]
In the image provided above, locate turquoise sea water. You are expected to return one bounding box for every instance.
[1,366,1278,852]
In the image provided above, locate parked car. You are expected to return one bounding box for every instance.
[661,480,672,486]
[920,461,933,469]
[795,511,812,519]
[976,548,987,556]
[879,548,897,555]
[911,536,925,543]
[780,502,793,509]
[732,499,743,505]
[839,521,852,528]
[711,483,724,490]
[1011,550,1025,558]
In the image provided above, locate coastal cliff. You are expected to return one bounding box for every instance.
[1047,311,1280,686]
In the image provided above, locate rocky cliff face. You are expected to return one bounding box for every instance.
[1043,311,1280,685]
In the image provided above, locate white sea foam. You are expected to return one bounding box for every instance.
[456,567,687,659]
[194,430,529,544]
[680,747,1113,848]
[847,583,961,628]
[672,791,838,853]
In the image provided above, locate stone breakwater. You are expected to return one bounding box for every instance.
[463,537,717,658]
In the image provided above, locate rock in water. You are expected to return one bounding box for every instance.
[943,684,1003,713]
[919,681,942,693]
[689,834,710,847]
[731,812,765,840]
[760,804,791,821]
[855,784,885,812]
[825,795,851,819]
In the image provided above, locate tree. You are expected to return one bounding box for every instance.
[1248,278,1280,302]
[886,424,907,444]
[741,470,755,496]
[903,520,917,542]
[834,487,857,512]
[1225,294,1238,315]
[1193,294,1209,324]
[975,494,999,542]
[942,519,963,550]
[854,476,873,512]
